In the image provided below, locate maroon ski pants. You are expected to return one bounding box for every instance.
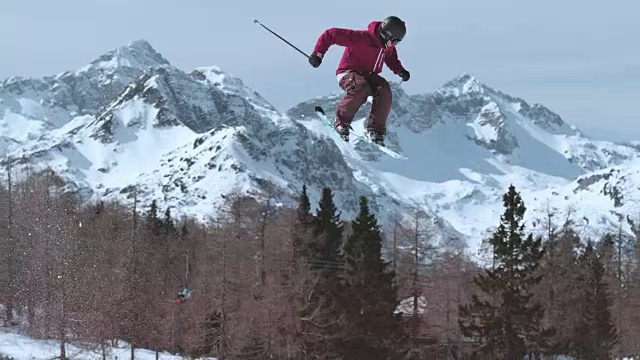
[335,71,392,133]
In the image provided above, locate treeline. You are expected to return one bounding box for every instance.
[0,168,638,359]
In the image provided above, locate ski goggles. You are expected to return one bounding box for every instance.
[383,31,402,45]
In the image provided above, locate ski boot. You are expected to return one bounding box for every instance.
[333,119,351,142]
[365,128,385,147]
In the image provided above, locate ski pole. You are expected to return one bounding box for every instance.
[253,18,309,59]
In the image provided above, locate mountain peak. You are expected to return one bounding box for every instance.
[76,39,170,75]
[436,72,485,97]
[126,39,157,53]
[190,65,278,113]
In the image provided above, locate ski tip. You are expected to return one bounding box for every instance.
[314,105,324,114]
[253,18,259,23]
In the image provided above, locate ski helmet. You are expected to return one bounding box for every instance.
[380,16,406,45]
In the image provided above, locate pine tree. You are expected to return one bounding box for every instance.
[340,196,402,359]
[572,240,618,359]
[458,184,552,359]
[145,199,163,236]
[311,187,344,270]
[293,184,314,260]
[162,206,176,235]
[291,186,346,358]
[297,184,313,226]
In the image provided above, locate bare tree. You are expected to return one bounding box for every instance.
[383,211,404,284]
[422,247,479,359]
[11,166,51,336]
[534,217,583,354]
[384,207,440,356]
[12,168,87,358]
[4,160,16,324]
[178,188,261,358]
[81,200,132,354]
[0,167,11,326]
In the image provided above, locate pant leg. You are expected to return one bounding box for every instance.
[335,72,372,124]
[366,74,392,133]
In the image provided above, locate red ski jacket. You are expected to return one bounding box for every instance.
[311,21,406,77]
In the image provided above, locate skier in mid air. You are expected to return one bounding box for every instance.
[308,16,410,147]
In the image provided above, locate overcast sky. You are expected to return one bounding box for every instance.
[1,0,637,141]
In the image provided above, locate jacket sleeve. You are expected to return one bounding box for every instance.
[312,28,370,57]
[384,46,405,75]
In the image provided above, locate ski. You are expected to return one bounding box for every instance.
[313,106,362,160]
[314,106,408,160]
[314,105,348,141]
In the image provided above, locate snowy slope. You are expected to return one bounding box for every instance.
[1,40,639,257]
[0,329,213,360]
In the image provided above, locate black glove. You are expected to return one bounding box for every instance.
[400,69,410,81]
[309,54,322,68]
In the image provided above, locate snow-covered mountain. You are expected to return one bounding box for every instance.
[0,40,170,153]
[288,74,640,252]
[1,39,639,256]
[0,40,377,221]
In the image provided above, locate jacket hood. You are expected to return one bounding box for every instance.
[367,21,384,48]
